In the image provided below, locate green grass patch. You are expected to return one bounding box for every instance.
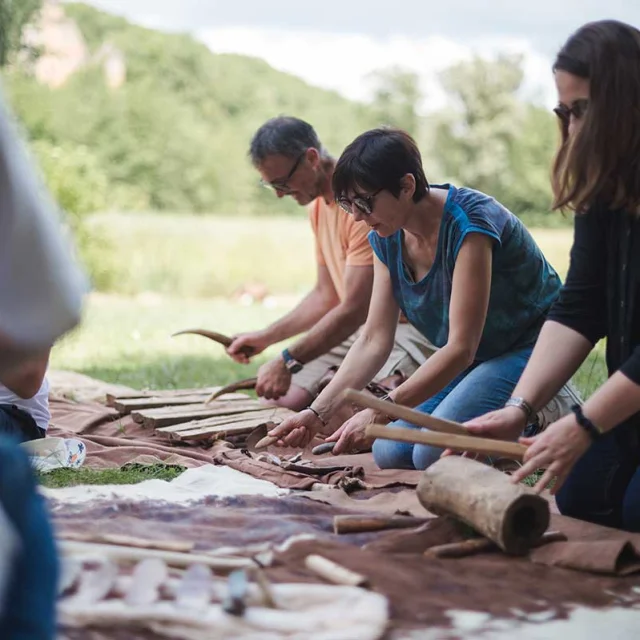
[82,213,573,299]
[38,463,185,488]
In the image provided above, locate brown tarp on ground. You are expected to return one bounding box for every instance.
[47,398,423,490]
[47,395,640,637]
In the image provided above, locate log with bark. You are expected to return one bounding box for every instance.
[416,456,550,555]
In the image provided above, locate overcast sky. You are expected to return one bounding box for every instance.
[75,1,640,110]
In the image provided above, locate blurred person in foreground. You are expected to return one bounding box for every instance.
[225,116,437,412]
[0,82,86,638]
[464,20,640,533]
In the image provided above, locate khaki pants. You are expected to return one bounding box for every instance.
[292,324,437,397]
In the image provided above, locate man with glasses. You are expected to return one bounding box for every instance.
[225,116,436,411]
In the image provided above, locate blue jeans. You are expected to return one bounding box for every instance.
[373,346,533,470]
[0,439,58,639]
[555,420,640,532]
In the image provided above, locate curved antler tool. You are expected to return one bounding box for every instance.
[171,328,255,356]
[205,377,258,403]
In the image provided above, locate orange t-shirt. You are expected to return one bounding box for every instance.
[308,197,373,301]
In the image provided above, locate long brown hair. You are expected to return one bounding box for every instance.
[552,20,640,213]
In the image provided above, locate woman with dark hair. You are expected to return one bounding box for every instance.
[465,20,640,532]
[267,126,574,470]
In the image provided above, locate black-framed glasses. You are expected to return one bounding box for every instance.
[337,189,383,216]
[260,151,306,193]
[553,99,589,126]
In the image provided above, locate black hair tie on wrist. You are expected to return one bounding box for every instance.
[571,404,602,441]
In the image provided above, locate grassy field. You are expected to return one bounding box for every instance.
[86,214,572,298]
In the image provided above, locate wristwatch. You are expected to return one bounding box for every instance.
[504,397,535,422]
[281,348,303,374]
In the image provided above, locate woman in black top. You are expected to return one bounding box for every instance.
[466,20,640,532]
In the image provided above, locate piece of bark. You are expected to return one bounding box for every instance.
[304,555,369,587]
[124,559,168,606]
[333,515,429,535]
[417,456,550,555]
[169,419,284,442]
[136,402,273,429]
[367,423,527,460]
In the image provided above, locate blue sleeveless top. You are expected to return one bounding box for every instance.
[369,184,561,361]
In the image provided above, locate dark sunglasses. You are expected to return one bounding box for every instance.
[337,189,383,216]
[260,151,306,193]
[553,99,589,125]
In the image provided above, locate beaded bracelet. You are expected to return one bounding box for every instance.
[571,404,602,441]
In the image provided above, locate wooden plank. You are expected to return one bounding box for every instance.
[132,401,266,428]
[106,387,249,407]
[155,412,271,434]
[113,394,250,414]
[171,415,290,442]
[156,408,294,435]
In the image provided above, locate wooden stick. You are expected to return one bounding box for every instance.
[344,389,468,436]
[424,531,567,559]
[206,377,257,403]
[333,515,429,535]
[57,531,194,553]
[59,540,255,572]
[304,555,369,588]
[366,423,527,460]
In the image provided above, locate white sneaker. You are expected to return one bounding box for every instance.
[529,380,583,435]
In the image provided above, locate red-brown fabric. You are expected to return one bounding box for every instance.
[213,447,422,490]
[48,398,231,469]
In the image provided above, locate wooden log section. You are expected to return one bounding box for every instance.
[416,456,550,555]
[366,424,527,460]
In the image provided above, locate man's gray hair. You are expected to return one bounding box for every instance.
[249,116,326,166]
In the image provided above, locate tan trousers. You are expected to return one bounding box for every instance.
[292,323,437,397]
